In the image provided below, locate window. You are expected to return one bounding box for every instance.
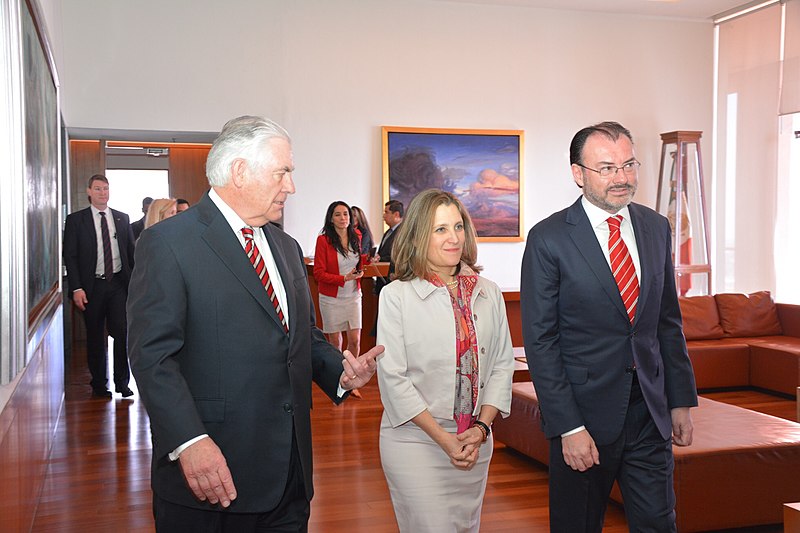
[104,169,169,221]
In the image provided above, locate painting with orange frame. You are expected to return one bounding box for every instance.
[382,126,524,242]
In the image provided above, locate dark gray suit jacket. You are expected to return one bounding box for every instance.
[520,198,697,445]
[127,192,347,513]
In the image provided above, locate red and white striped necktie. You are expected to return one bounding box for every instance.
[241,227,288,333]
[607,215,639,323]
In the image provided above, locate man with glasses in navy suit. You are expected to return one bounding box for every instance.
[521,121,697,532]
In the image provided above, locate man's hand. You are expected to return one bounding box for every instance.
[72,289,88,311]
[178,437,237,507]
[671,407,694,446]
[340,344,383,390]
[561,429,600,471]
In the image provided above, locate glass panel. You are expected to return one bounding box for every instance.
[104,169,169,221]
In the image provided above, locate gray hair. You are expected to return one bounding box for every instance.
[205,115,291,187]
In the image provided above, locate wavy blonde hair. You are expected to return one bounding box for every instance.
[392,189,481,282]
[143,198,178,230]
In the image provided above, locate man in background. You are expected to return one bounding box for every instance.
[176,198,191,212]
[521,121,697,532]
[131,196,153,240]
[63,174,136,398]
[128,115,381,532]
[370,199,403,336]
[374,199,403,292]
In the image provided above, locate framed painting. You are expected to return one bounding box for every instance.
[23,0,60,331]
[382,126,524,242]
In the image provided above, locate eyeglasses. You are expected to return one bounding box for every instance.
[576,160,640,178]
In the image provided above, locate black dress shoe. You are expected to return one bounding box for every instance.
[91,389,112,398]
[117,387,134,398]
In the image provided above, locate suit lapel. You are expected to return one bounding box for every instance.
[262,224,294,337]
[628,204,653,325]
[566,199,630,322]
[82,208,98,262]
[110,208,128,259]
[198,197,283,326]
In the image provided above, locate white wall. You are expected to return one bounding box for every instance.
[46,0,714,289]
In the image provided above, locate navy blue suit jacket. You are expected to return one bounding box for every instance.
[520,198,697,445]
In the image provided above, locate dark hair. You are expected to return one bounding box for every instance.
[322,201,360,257]
[176,198,190,206]
[385,199,404,218]
[569,121,633,165]
[142,196,154,207]
[87,174,108,188]
[350,205,374,245]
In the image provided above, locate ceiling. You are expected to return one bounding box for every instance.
[435,0,755,21]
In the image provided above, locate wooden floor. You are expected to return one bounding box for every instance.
[30,342,795,532]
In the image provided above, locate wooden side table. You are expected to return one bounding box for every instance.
[784,502,800,532]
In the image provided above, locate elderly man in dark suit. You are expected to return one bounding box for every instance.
[63,174,136,398]
[127,115,381,532]
[521,121,697,532]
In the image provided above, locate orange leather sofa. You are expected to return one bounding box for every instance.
[680,292,800,395]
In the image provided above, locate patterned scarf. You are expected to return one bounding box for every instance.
[431,265,480,434]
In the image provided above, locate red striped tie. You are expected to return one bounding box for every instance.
[241,227,288,333]
[607,215,639,323]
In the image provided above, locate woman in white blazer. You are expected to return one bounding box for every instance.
[376,189,515,533]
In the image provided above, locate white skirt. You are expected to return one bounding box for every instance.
[318,292,362,333]
[379,412,492,533]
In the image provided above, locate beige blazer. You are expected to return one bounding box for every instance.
[377,275,515,428]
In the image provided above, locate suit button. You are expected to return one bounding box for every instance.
[473,314,478,321]
[288,360,292,367]
[481,347,486,354]
[283,403,293,413]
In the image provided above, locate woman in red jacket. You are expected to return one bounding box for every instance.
[313,201,368,365]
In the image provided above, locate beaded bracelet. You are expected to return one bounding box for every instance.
[473,420,491,442]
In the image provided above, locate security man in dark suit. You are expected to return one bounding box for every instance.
[521,122,697,532]
[63,174,136,398]
[375,199,404,279]
[131,196,153,241]
[127,115,382,532]
[370,200,403,336]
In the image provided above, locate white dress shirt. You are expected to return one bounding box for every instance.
[90,205,122,276]
[208,188,290,329]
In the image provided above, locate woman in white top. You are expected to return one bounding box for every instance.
[377,189,515,532]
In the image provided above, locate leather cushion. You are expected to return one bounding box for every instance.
[715,291,783,337]
[679,295,725,340]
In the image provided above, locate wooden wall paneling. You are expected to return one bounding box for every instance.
[66,140,104,343]
[68,140,105,213]
[0,307,64,533]
[168,145,211,206]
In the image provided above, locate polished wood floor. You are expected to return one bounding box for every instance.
[30,342,794,532]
